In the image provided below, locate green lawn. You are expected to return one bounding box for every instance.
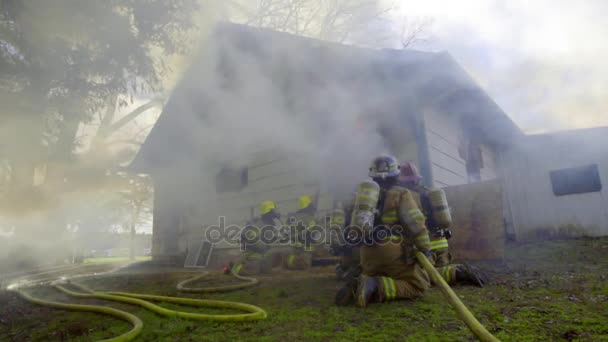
[2,238,607,341]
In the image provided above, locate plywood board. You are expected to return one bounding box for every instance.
[443,179,505,260]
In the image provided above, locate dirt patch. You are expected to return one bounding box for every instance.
[0,291,53,341]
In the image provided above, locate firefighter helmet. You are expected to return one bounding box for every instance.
[399,161,423,183]
[298,195,313,210]
[260,200,276,215]
[369,155,400,179]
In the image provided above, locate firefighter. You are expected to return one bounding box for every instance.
[232,200,280,276]
[399,161,486,287]
[330,198,361,281]
[283,195,317,270]
[335,155,434,308]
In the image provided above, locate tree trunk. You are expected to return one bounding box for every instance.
[129,204,142,261]
[129,223,136,261]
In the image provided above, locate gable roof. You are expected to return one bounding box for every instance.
[131,22,521,173]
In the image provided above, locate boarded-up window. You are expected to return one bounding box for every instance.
[550,164,602,196]
[215,167,248,193]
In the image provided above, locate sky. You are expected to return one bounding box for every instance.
[390,0,608,133]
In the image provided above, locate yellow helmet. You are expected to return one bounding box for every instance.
[298,195,313,210]
[260,200,276,215]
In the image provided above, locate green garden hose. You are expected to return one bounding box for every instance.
[415,251,500,342]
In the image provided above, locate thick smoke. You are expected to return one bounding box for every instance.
[163,25,398,201]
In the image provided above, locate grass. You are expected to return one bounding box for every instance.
[2,238,608,341]
[83,256,152,264]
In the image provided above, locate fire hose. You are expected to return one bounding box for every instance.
[10,258,499,341]
[415,251,501,342]
[9,267,266,342]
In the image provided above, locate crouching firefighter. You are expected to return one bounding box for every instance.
[330,198,361,281]
[232,200,280,276]
[335,155,433,308]
[283,195,318,270]
[399,161,487,287]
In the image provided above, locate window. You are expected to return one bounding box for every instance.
[459,141,483,183]
[550,164,602,196]
[215,167,248,193]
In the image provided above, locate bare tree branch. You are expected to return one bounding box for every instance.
[105,98,163,137]
[399,15,434,49]
[225,0,416,48]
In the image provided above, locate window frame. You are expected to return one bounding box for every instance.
[549,164,602,196]
[215,166,249,193]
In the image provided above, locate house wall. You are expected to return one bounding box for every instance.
[423,108,498,188]
[197,134,420,252]
[150,107,505,263]
[203,148,326,251]
[502,133,608,239]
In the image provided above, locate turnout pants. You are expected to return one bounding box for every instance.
[430,238,459,285]
[360,242,430,301]
[234,250,273,276]
[284,246,312,270]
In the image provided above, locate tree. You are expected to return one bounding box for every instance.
[397,15,433,49]
[117,173,153,260]
[222,0,431,48]
[0,1,197,232]
[223,0,392,46]
[0,0,197,190]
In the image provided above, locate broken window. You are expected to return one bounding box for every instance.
[550,164,602,196]
[459,141,483,183]
[215,166,248,193]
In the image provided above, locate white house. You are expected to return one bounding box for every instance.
[502,127,608,239]
[135,23,589,265]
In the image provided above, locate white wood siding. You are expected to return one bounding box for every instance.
[207,149,327,248]
[424,108,499,187]
[503,133,608,239]
[425,109,467,187]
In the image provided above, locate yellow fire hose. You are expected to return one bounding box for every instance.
[54,280,266,322]
[14,289,143,342]
[177,271,258,293]
[11,258,499,341]
[10,268,266,342]
[415,252,501,342]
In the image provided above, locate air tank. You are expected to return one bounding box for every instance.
[350,179,380,232]
[428,188,452,229]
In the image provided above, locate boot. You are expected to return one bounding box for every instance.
[455,264,487,287]
[335,276,358,307]
[356,275,381,308]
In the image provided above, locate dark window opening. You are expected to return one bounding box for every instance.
[215,167,248,193]
[459,141,483,183]
[550,164,602,196]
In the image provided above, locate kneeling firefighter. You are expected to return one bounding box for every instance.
[284,195,317,270]
[232,200,281,276]
[399,161,486,287]
[330,197,361,281]
[335,155,434,308]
